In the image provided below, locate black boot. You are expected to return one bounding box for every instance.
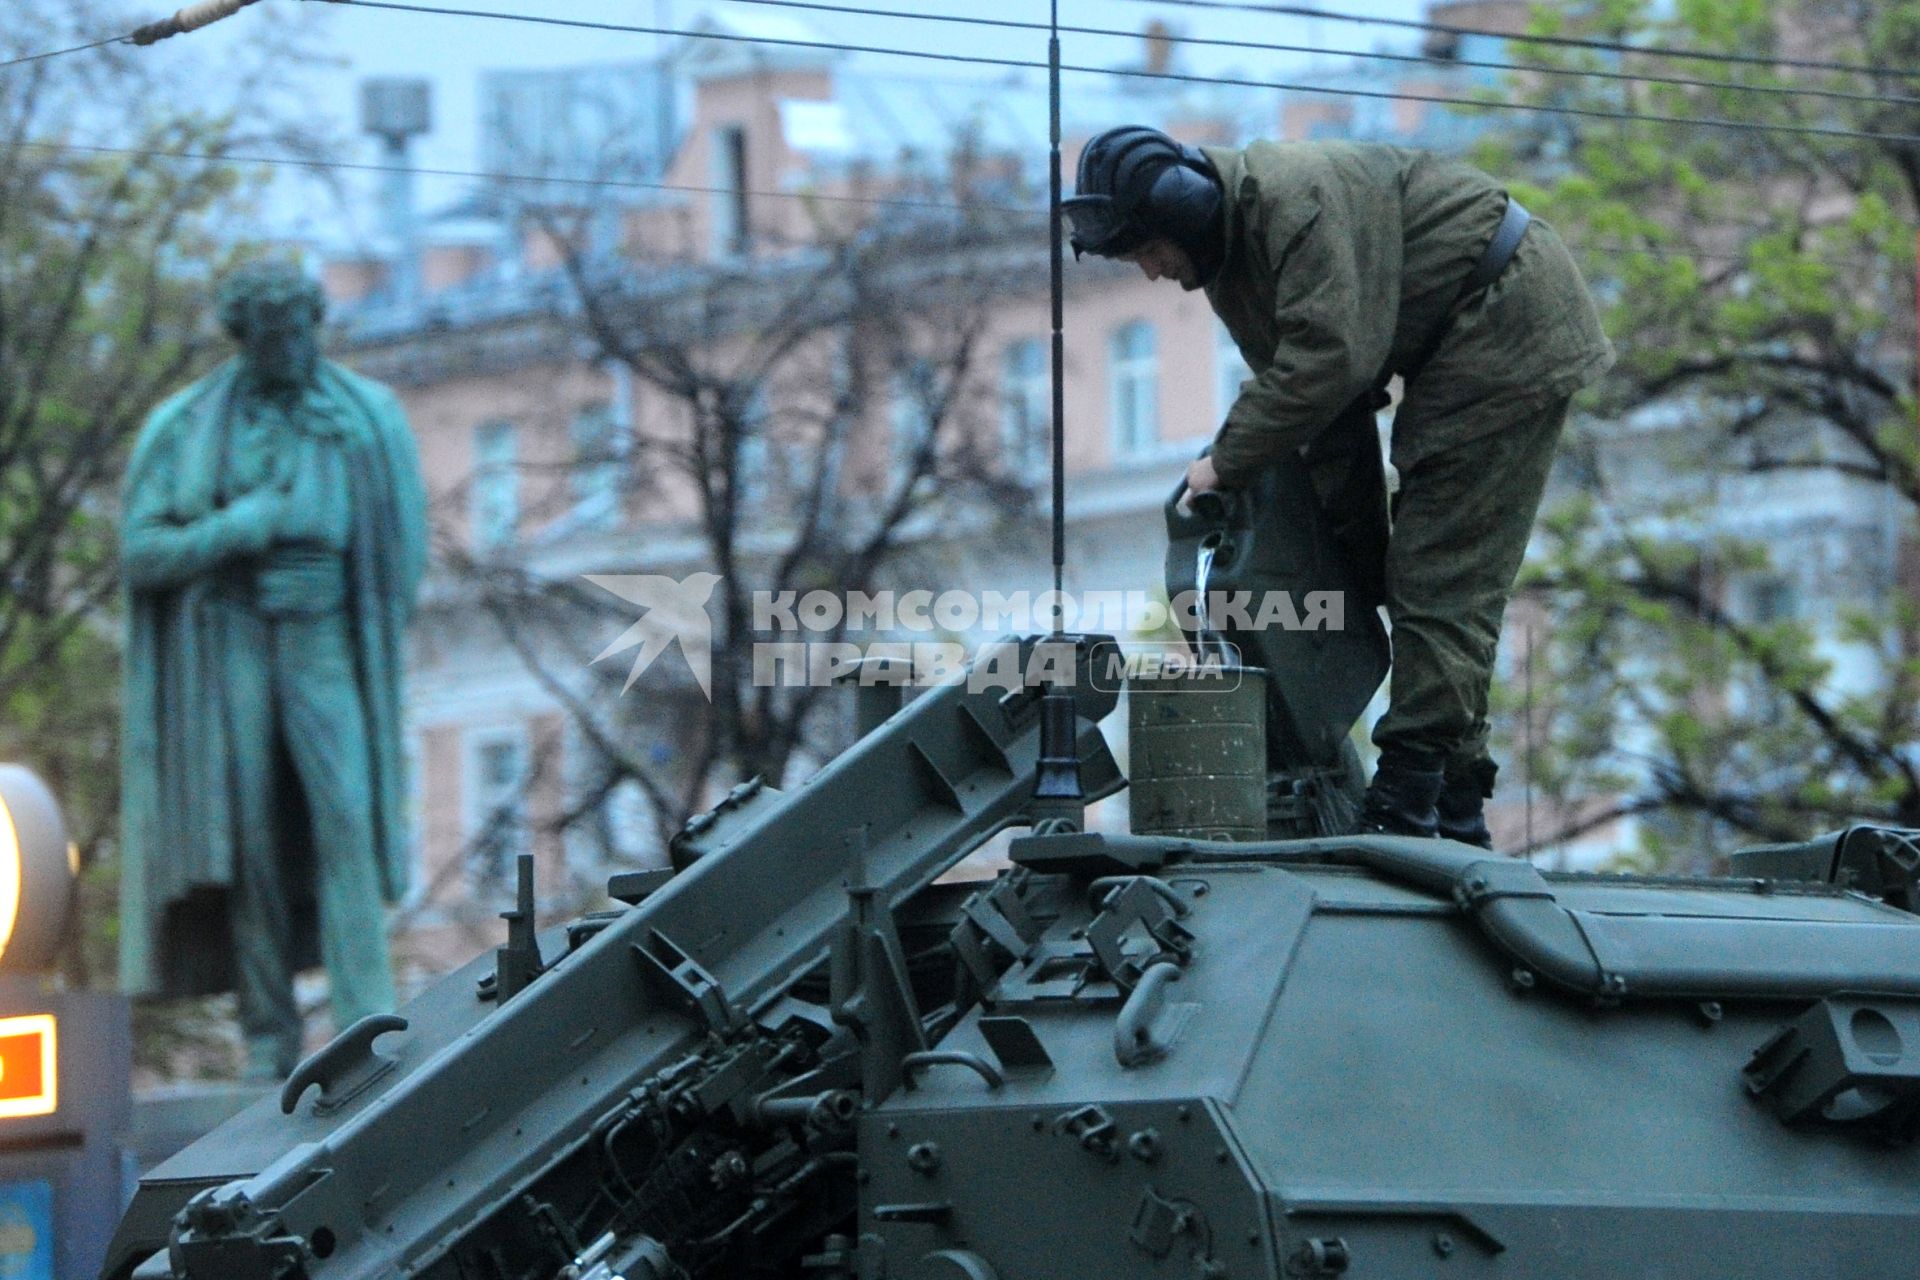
[1356,751,1445,839]
[1436,757,1497,849]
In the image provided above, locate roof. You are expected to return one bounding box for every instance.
[678,4,840,79]
[785,61,1279,187]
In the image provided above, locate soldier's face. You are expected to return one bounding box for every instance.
[1121,238,1199,290]
[237,301,320,390]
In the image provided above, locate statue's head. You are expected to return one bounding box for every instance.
[218,262,326,391]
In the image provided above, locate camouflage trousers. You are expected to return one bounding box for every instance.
[1371,393,1570,788]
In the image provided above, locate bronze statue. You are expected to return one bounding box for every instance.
[119,262,427,1079]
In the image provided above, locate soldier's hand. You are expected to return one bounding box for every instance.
[1186,455,1221,495]
[1178,456,1222,513]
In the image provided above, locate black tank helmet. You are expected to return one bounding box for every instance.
[1063,124,1225,286]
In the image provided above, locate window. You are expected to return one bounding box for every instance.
[1215,323,1252,422]
[709,123,749,258]
[891,358,939,488]
[1000,338,1048,473]
[466,731,528,890]
[1109,321,1158,458]
[570,401,623,527]
[472,419,518,548]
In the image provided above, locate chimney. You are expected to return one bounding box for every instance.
[1143,19,1175,75]
[360,77,433,305]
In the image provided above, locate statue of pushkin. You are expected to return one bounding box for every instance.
[119,262,426,1079]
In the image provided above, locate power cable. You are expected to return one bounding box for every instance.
[15,137,1041,215]
[13,136,1872,271]
[0,35,126,71]
[311,1,1920,147]
[1109,0,1920,82]
[708,0,1920,112]
[2,0,260,68]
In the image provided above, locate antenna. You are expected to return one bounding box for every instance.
[1047,0,1067,626]
[1030,0,1086,833]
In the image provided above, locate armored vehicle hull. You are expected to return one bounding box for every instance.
[105,638,1920,1279]
[872,834,1920,1278]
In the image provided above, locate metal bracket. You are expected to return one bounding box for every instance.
[1130,1186,1197,1258]
[1744,996,1920,1136]
[831,828,928,1101]
[949,873,1044,994]
[1085,876,1196,992]
[633,929,748,1037]
[1051,1104,1120,1163]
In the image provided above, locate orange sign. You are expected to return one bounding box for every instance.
[0,1015,55,1119]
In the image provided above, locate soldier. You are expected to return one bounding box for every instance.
[120,263,427,1077]
[1065,127,1612,846]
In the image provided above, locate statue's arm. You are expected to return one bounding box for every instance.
[122,485,281,592]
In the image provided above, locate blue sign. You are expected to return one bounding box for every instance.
[0,1181,51,1280]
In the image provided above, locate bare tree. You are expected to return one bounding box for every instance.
[0,5,341,999]
[434,204,1042,869]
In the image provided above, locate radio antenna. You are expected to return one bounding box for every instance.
[1047,0,1066,628]
[1029,0,1086,834]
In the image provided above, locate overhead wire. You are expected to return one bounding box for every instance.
[13,137,1868,272]
[15,137,1041,215]
[1,0,260,67]
[6,6,1901,160]
[311,0,1920,147]
[0,35,128,71]
[2,0,1885,271]
[704,0,1920,112]
[1138,62,1920,147]
[1107,0,1920,82]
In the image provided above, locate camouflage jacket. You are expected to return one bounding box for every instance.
[1199,140,1614,481]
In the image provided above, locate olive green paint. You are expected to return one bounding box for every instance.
[1198,139,1612,481]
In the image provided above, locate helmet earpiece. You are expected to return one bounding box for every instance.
[1065,125,1225,284]
[1144,162,1218,234]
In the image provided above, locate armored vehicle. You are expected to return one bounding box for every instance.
[102,630,1920,1278]
[105,461,1920,1279]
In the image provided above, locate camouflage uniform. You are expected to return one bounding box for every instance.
[1198,140,1612,782]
